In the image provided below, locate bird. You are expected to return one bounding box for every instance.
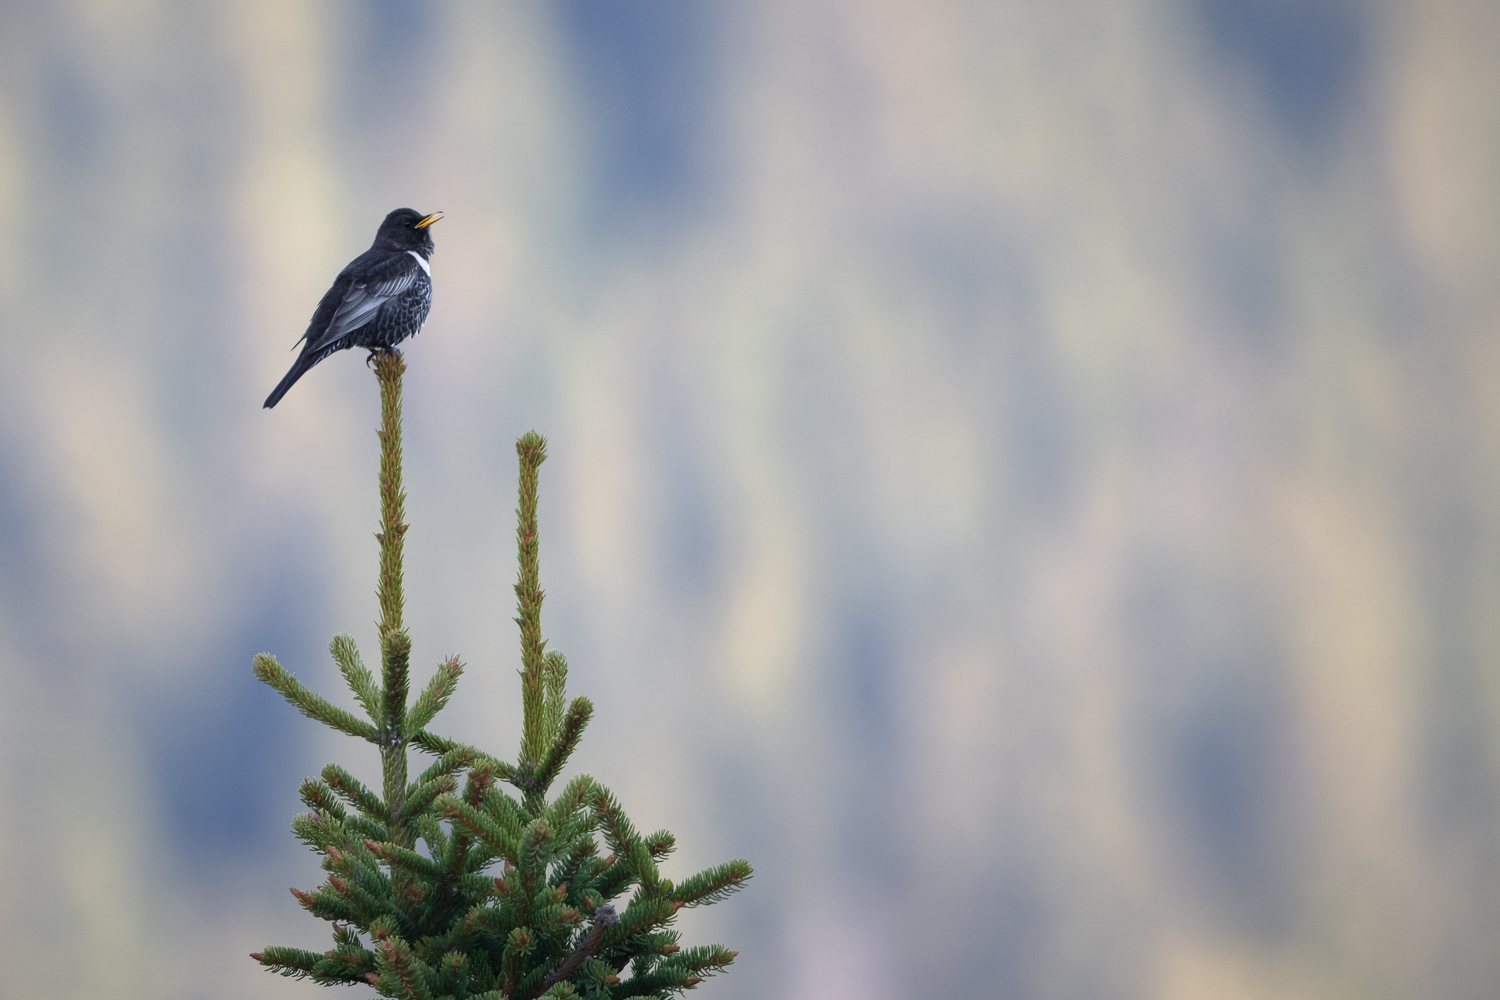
[263,207,443,408]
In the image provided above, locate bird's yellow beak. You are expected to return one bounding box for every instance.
[415,212,444,229]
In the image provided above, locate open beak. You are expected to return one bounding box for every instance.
[415,212,444,229]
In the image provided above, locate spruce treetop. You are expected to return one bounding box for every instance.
[252,351,750,999]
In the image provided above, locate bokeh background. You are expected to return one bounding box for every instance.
[0,0,1497,997]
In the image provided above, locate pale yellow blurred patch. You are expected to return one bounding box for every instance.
[227,0,341,368]
[28,350,203,642]
[1389,0,1500,295]
[1276,476,1437,987]
[717,506,809,713]
[1156,937,1326,1000]
[566,313,649,597]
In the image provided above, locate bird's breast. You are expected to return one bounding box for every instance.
[408,251,431,277]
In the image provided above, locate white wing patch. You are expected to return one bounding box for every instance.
[409,251,431,277]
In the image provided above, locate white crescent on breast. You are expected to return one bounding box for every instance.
[408,251,431,277]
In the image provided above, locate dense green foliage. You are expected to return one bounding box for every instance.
[252,353,750,999]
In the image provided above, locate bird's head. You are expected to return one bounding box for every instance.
[375,207,443,257]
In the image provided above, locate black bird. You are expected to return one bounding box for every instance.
[264,208,443,408]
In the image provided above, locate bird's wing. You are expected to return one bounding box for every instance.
[303,254,422,355]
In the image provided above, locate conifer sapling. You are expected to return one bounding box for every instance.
[252,351,751,998]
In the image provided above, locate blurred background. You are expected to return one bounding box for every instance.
[0,0,1497,997]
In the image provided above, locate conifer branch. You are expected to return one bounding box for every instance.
[410,811,448,859]
[292,884,362,924]
[254,945,324,979]
[515,430,549,766]
[439,764,501,913]
[254,654,379,741]
[544,774,599,830]
[409,728,463,756]
[322,763,390,821]
[525,904,618,1000]
[514,964,554,999]
[293,808,388,848]
[645,830,677,861]
[324,869,394,924]
[291,811,339,851]
[374,934,436,1000]
[400,772,458,820]
[330,633,383,723]
[518,819,554,888]
[671,944,737,977]
[592,850,637,902]
[438,794,522,861]
[372,354,415,895]
[464,762,498,805]
[618,945,736,996]
[373,350,408,638]
[600,895,675,951]
[592,786,659,889]
[554,836,601,897]
[407,655,464,733]
[384,729,413,860]
[671,860,753,907]
[383,630,412,738]
[413,745,479,787]
[365,838,446,881]
[480,781,532,836]
[501,925,534,997]
[533,696,593,793]
[298,778,348,820]
[542,650,568,745]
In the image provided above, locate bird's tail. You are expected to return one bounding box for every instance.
[263,352,316,409]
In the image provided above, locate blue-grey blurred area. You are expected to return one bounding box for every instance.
[0,0,1497,997]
